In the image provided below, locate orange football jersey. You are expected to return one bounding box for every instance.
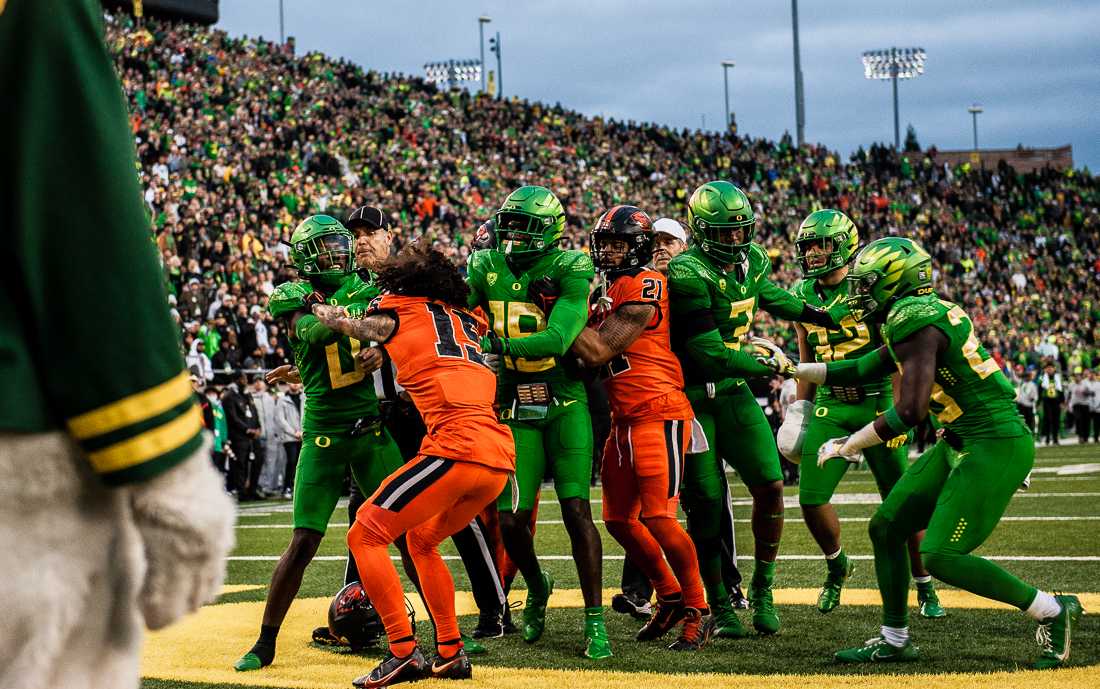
[370,294,515,471]
[590,269,692,422]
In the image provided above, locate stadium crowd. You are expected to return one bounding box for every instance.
[105,12,1100,476]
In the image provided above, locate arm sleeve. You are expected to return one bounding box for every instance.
[758,278,807,320]
[824,347,893,384]
[504,274,590,359]
[684,330,777,378]
[1,0,202,485]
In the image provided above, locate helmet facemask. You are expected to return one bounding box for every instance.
[496,210,552,258]
[694,219,755,264]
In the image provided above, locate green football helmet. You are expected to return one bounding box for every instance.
[795,209,859,278]
[846,237,934,322]
[686,181,756,264]
[494,185,566,259]
[288,214,355,288]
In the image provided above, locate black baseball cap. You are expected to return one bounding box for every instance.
[346,205,389,231]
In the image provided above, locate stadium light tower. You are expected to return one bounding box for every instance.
[862,47,926,150]
[478,16,492,94]
[721,60,735,133]
[489,32,503,99]
[791,0,805,147]
[424,59,483,91]
[968,103,983,152]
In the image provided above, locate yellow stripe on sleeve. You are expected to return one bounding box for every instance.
[67,370,193,440]
[86,404,202,475]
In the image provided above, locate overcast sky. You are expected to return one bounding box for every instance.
[217,1,1100,170]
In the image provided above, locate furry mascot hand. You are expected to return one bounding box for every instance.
[129,438,236,629]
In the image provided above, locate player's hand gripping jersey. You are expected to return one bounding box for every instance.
[589,268,693,422]
[368,294,515,470]
[268,274,380,434]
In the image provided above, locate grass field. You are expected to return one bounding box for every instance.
[142,444,1100,688]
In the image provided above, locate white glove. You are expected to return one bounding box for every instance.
[750,337,796,376]
[777,400,813,463]
[129,437,236,630]
[817,436,862,469]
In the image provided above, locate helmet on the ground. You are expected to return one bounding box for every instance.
[846,237,934,322]
[686,181,756,264]
[494,186,566,258]
[795,209,859,278]
[590,205,655,274]
[470,218,497,251]
[289,215,355,288]
[327,582,384,650]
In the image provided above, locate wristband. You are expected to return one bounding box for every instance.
[882,406,912,436]
[793,362,827,385]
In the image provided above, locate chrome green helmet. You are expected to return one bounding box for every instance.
[846,237,934,322]
[288,214,355,288]
[795,209,859,278]
[494,185,566,259]
[686,181,756,264]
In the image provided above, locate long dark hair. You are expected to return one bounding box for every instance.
[374,243,471,307]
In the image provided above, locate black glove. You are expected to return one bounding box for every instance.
[481,330,507,356]
[527,276,560,316]
[800,303,839,330]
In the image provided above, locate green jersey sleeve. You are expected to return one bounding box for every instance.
[883,296,947,344]
[0,0,202,485]
[466,250,489,309]
[758,278,806,320]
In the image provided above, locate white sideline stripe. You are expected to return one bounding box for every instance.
[235,515,1100,528]
[227,554,1100,562]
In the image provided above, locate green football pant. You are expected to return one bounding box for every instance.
[799,394,907,505]
[682,383,782,601]
[497,398,594,511]
[869,434,1036,628]
[293,428,404,534]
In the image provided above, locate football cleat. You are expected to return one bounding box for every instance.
[611,592,653,620]
[312,626,345,647]
[668,608,716,651]
[233,652,265,672]
[427,649,473,680]
[635,597,686,641]
[1034,594,1084,669]
[459,634,486,655]
[522,571,554,643]
[352,646,428,688]
[583,616,613,660]
[917,581,947,619]
[471,610,505,639]
[729,584,750,610]
[711,600,748,639]
[818,557,855,614]
[834,636,920,663]
[750,584,780,635]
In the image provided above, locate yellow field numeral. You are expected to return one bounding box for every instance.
[325,338,365,389]
[488,300,555,373]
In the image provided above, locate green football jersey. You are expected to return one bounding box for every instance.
[792,278,891,400]
[467,247,594,404]
[268,273,380,434]
[882,296,1026,439]
[668,244,806,386]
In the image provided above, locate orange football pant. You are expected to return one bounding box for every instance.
[349,455,509,658]
[601,417,705,609]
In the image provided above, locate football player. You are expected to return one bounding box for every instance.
[572,207,713,650]
[467,186,611,658]
[779,210,944,617]
[234,215,407,672]
[313,243,516,688]
[781,237,1082,667]
[667,181,837,636]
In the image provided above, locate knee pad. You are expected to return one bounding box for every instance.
[603,518,633,541]
[918,548,957,579]
[405,526,436,558]
[346,518,387,550]
[867,512,895,546]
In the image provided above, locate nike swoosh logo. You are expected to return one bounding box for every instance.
[563,400,577,407]
[431,658,461,673]
[870,648,889,661]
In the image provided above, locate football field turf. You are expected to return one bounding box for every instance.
[142,444,1099,688]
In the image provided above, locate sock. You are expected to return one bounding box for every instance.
[247,624,279,665]
[826,549,848,577]
[914,575,933,588]
[751,559,776,589]
[436,637,462,659]
[389,634,417,659]
[1026,590,1061,621]
[881,625,909,648]
[704,578,729,609]
[527,570,548,598]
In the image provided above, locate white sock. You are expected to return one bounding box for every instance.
[1027,590,1061,621]
[825,548,842,560]
[913,575,932,585]
[881,625,909,647]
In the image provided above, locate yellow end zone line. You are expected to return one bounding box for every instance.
[143,593,1100,689]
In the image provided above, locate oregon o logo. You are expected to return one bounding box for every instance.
[815,407,829,417]
[314,435,331,448]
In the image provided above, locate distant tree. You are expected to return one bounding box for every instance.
[904,124,921,152]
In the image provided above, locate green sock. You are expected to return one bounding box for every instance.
[703,578,729,609]
[752,559,776,589]
[826,549,849,577]
[527,571,547,597]
[871,519,911,628]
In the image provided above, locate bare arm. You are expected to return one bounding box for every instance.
[572,303,656,368]
[312,304,397,343]
[874,325,947,437]
[794,323,816,401]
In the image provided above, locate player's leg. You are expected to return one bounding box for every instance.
[235,432,344,671]
[865,436,945,618]
[496,421,552,643]
[614,557,655,619]
[798,405,856,613]
[680,399,746,638]
[449,516,508,640]
[548,401,609,658]
[717,388,784,634]
[834,441,952,663]
[717,480,747,608]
